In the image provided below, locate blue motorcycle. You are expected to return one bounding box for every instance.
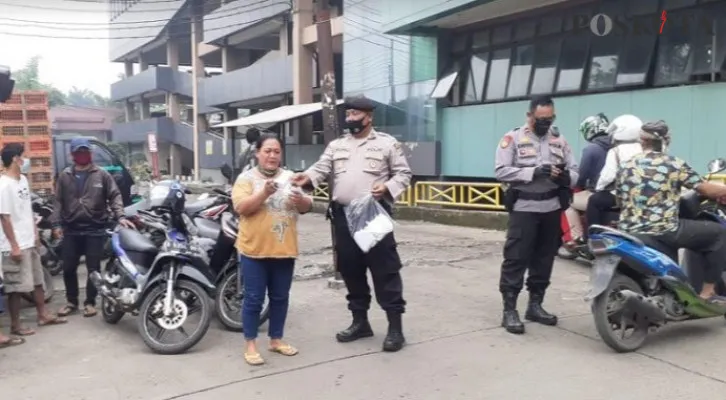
[585,158,726,353]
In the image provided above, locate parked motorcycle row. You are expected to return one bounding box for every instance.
[24,176,269,355]
[584,158,726,353]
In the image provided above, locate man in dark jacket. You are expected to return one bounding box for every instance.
[563,114,610,244]
[50,138,134,317]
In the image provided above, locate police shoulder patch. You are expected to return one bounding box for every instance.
[500,135,513,148]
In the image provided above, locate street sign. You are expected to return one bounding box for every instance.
[147,133,158,153]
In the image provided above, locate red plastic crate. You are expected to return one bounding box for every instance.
[30,156,52,168]
[22,93,48,106]
[25,110,47,121]
[0,110,23,122]
[27,138,51,153]
[29,172,52,183]
[0,124,25,136]
[26,124,49,136]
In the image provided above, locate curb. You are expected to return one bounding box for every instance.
[310,201,508,230]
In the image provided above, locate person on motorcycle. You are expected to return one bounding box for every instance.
[615,120,726,305]
[562,113,610,245]
[583,115,645,238]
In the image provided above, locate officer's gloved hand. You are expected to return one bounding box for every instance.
[533,165,553,178]
[554,169,571,187]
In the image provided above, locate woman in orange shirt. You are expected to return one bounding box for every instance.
[231,133,313,366]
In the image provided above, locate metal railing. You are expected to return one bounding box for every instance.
[309,174,726,211]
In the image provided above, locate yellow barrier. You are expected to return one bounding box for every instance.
[414,181,505,211]
[309,174,726,211]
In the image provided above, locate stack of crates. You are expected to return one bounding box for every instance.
[0,91,53,196]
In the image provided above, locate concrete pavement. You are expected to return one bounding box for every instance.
[2,214,726,400]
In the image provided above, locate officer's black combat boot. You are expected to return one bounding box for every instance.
[525,292,558,326]
[382,311,406,352]
[501,292,525,334]
[336,310,374,343]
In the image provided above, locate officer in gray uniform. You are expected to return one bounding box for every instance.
[495,95,579,334]
[291,95,412,352]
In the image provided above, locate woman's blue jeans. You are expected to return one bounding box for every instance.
[239,255,295,340]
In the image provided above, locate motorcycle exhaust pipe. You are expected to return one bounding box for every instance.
[89,271,117,303]
[615,290,667,323]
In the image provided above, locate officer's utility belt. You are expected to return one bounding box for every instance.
[326,200,393,221]
[503,188,566,213]
[517,189,559,201]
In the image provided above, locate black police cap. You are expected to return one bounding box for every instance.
[343,95,376,112]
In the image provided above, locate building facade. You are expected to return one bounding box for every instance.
[377,0,726,179]
[108,0,344,180]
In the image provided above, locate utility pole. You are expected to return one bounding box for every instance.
[191,0,203,181]
[315,0,344,288]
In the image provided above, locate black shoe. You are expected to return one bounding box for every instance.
[525,292,558,326]
[501,292,525,334]
[382,311,405,352]
[336,311,374,343]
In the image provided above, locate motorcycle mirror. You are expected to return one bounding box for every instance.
[707,158,726,175]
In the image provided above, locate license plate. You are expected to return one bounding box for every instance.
[584,254,621,301]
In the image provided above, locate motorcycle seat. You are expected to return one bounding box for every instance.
[184,197,216,216]
[194,218,220,240]
[117,228,159,255]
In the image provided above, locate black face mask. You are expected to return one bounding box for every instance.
[533,118,553,136]
[344,119,367,135]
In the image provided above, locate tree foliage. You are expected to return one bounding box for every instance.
[13,56,114,108]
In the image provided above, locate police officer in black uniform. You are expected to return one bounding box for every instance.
[292,96,412,352]
[494,95,579,334]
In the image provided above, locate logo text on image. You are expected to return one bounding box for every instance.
[571,12,716,37]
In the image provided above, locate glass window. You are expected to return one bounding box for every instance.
[452,35,469,53]
[628,0,658,15]
[692,7,726,73]
[587,36,620,90]
[556,36,588,92]
[463,53,489,103]
[507,45,534,98]
[485,49,511,100]
[471,30,490,50]
[663,0,696,10]
[654,10,695,85]
[538,15,562,36]
[92,145,113,167]
[513,21,536,41]
[491,26,511,45]
[530,41,560,94]
[431,66,460,99]
[617,35,656,85]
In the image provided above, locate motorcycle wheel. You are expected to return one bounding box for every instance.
[557,246,578,260]
[215,270,270,332]
[591,273,649,353]
[21,267,54,304]
[101,296,125,324]
[138,279,212,355]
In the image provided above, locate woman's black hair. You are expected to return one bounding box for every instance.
[254,132,281,150]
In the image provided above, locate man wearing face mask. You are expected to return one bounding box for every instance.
[291,95,412,352]
[50,138,135,318]
[495,95,579,335]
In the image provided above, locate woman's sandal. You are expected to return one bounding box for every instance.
[38,314,67,327]
[244,352,265,366]
[269,343,299,356]
[83,305,97,318]
[10,327,35,336]
[0,336,25,348]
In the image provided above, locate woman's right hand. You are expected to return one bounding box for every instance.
[263,179,278,196]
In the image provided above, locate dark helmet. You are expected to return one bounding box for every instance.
[148,180,186,214]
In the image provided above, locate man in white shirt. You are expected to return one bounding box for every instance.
[0,143,66,346]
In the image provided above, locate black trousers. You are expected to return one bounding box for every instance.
[62,234,105,307]
[642,219,726,284]
[584,191,617,238]
[500,210,562,294]
[331,204,406,314]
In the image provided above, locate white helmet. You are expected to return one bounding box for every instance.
[607,114,642,143]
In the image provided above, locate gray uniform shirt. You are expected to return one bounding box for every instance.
[304,129,412,205]
[495,124,579,213]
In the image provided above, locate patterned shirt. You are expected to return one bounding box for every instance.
[231,169,310,259]
[616,151,703,235]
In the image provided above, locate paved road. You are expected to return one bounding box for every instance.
[2,214,726,400]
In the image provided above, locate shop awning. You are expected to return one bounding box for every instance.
[213,100,343,128]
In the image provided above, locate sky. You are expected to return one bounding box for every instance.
[0,0,124,97]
